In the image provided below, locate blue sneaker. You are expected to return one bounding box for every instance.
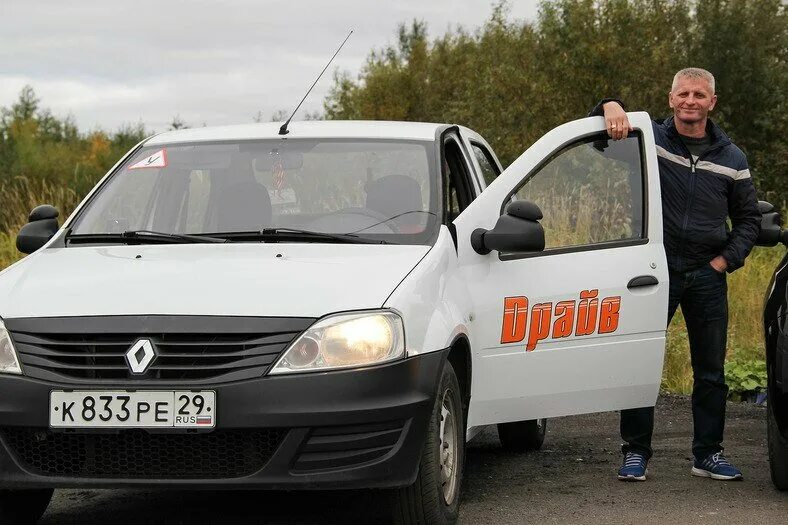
[691,452,743,480]
[617,452,648,481]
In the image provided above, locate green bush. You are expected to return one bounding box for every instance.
[725,358,767,401]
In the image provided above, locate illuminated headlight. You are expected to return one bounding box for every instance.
[269,311,405,374]
[0,319,22,375]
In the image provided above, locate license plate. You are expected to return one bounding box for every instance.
[49,391,216,429]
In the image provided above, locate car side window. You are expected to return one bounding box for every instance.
[470,142,501,186]
[443,137,475,222]
[511,133,644,250]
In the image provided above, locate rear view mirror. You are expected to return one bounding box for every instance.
[471,200,546,255]
[253,149,304,171]
[756,200,788,247]
[17,205,59,254]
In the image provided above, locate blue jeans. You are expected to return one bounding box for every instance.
[620,264,729,460]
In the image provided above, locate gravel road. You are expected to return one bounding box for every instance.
[41,395,787,524]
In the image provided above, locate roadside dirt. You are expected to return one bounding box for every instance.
[41,395,786,524]
[460,394,786,524]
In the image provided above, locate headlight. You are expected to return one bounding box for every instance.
[0,319,22,375]
[269,311,405,375]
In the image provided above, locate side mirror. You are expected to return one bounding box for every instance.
[471,200,546,255]
[756,200,788,247]
[16,205,60,254]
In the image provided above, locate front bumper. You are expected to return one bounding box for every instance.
[0,349,447,490]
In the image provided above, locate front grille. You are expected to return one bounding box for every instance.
[293,420,406,472]
[2,427,286,479]
[5,316,315,384]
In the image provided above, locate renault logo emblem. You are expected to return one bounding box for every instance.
[126,339,157,374]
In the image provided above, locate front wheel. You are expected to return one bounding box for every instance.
[767,367,788,490]
[0,489,54,524]
[391,361,465,525]
[497,418,547,452]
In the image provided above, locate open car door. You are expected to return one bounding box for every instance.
[454,112,668,427]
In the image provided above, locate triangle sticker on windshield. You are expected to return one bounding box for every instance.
[129,149,168,170]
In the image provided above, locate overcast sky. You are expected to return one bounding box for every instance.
[0,0,538,133]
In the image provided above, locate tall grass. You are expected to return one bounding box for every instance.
[661,245,783,393]
[0,177,81,233]
[0,232,20,271]
[0,177,83,271]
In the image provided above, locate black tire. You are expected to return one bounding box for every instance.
[0,489,53,524]
[767,377,788,490]
[497,418,547,452]
[391,361,465,525]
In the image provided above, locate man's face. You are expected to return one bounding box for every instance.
[668,76,717,125]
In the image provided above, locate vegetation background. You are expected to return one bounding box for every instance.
[1,0,786,394]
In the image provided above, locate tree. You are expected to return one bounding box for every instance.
[6,85,39,123]
[324,0,787,197]
[169,115,189,130]
[269,109,289,122]
[0,86,152,228]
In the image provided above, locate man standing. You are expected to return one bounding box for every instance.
[590,68,760,481]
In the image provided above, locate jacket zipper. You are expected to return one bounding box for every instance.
[676,156,697,272]
[675,142,724,271]
[665,119,730,272]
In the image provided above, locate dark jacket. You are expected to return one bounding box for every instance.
[590,100,760,273]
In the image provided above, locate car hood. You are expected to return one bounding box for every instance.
[0,243,430,318]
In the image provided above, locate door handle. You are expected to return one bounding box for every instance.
[627,275,659,289]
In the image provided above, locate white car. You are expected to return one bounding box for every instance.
[0,114,668,524]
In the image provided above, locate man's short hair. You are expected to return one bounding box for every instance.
[672,68,716,94]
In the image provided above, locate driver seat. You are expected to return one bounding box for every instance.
[215,180,272,231]
[365,175,424,232]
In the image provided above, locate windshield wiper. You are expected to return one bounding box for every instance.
[349,210,437,234]
[217,228,392,245]
[68,230,227,245]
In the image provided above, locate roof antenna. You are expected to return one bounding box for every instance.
[279,30,354,136]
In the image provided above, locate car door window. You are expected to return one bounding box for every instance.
[470,142,501,186]
[510,133,644,250]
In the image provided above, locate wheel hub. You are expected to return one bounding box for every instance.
[439,389,459,505]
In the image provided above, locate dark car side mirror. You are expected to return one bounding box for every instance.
[756,200,788,247]
[16,205,60,254]
[471,200,546,255]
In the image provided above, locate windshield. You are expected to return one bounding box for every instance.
[70,139,439,245]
